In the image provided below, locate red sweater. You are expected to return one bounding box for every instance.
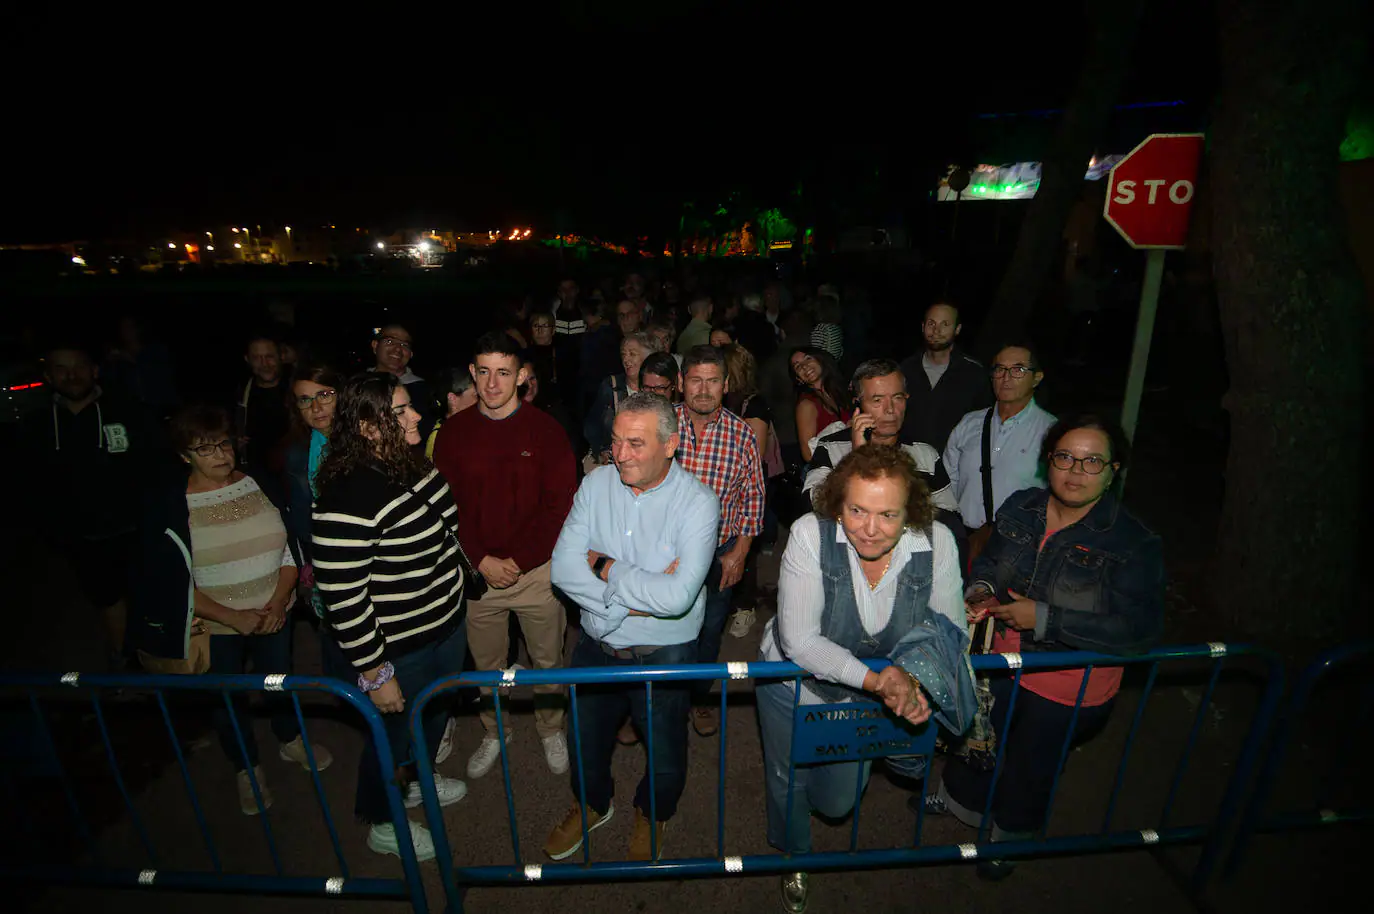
[432,403,577,573]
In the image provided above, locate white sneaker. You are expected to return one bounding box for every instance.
[405,773,468,809]
[466,733,513,779]
[728,608,757,639]
[434,718,458,765]
[542,732,570,775]
[367,820,436,862]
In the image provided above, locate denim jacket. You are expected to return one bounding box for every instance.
[972,487,1164,656]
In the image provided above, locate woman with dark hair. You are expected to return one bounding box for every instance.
[929,414,1164,880]
[637,351,680,402]
[312,373,470,861]
[132,404,333,816]
[758,445,973,912]
[790,346,851,462]
[424,367,478,459]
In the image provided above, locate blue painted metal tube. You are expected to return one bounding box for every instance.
[411,686,457,908]
[716,682,728,859]
[1039,665,1094,838]
[570,683,592,866]
[849,753,865,852]
[290,693,349,879]
[782,676,803,857]
[1102,661,1160,833]
[90,693,158,864]
[28,692,98,861]
[911,763,930,848]
[646,680,658,860]
[977,666,1023,842]
[1160,659,1224,828]
[491,688,522,866]
[450,825,1211,885]
[0,865,409,897]
[222,690,283,874]
[153,690,221,874]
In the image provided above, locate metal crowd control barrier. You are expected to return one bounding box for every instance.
[408,642,1282,912]
[0,671,428,912]
[1224,641,1374,877]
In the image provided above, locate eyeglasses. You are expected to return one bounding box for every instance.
[188,439,236,458]
[296,389,337,410]
[642,383,673,396]
[990,364,1034,379]
[1049,451,1111,475]
[379,336,413,352]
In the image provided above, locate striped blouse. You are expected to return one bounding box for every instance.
[312,466,465,671]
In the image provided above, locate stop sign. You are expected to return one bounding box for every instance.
[1102,133,1205,249]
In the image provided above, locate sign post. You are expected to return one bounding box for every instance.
[1102,133,1205,448]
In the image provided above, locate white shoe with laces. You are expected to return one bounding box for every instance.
[728,608,757,639]
[405,773,468,809]
[543,732,570,775]
[466,733,513,779]
[368,820,436,862]
[434,718,458,765]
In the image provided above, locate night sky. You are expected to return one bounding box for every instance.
[3,2,1212,243]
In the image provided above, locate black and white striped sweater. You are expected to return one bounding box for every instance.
[313,466,465,671]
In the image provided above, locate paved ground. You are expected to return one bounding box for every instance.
[4,513,1359,914]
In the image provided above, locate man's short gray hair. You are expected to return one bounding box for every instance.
[621,331,658,355]
[617,391,679,442]
[850,358,906,397]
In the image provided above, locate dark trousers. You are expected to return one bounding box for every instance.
[568,634,695,821]
[209,627,300,772]
[942,676,1114,834]
[691,538,736,703]
[352,621,467,824]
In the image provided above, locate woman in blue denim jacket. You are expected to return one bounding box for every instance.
[929,414,1164,879]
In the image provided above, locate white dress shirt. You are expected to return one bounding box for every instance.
[943,399,1056,529]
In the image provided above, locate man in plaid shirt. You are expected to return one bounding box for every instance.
[674,345,766,736]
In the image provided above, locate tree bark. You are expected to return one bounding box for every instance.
[974,0,1145,356]
[1211,0,1368,641]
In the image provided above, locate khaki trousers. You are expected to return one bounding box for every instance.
[466,561,566,738]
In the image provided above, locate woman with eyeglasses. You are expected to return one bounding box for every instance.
[132,404,333,816]
[636,351,680,402]
[311,372,469,862]
[790,346,851,463]
[926,414,1164,880]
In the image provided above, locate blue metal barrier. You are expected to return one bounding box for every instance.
[1224,641,1374,877]
[407,642,1282,912]
[0,671,428,912]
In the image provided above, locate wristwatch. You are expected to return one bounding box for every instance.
[358,661,396,693]
[593,555,611,580]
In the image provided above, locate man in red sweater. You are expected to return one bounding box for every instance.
[433,332,578,780]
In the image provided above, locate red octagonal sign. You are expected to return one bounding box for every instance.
[1103,133,1205,250]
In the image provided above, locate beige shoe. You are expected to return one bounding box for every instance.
[544,802,614,860]
[236,765,274,816]
[781,872,809,914]
[628,808,667,862]
[279,735,333,772]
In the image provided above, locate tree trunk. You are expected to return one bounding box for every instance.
[975,0,1145,356]
[1211,0,1368,642]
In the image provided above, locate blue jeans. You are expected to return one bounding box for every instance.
[567,634,695,821]
[352,620,468,824]
[209,626,300,772]
[691,538,737,703]
[756,679,872,854]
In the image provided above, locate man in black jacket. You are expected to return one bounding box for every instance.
[898,302,992,454]
[20,343,149,671]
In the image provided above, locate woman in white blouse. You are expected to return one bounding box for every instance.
[173,405,333,815]
[757,445,971,914]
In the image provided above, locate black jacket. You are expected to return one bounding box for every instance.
[898,346,992,454]
[130,469,297,661]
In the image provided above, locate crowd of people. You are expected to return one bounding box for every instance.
[20,271,1165,914]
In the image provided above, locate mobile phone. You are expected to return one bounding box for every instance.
[863,427,874,443]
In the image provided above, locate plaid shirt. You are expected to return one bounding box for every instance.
[674,403,766,546]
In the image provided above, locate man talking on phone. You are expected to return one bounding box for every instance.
[804,360,964,556]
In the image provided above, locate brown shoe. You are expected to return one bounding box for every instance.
[628,808,667,861]
[544,802,615,861]
[692,706,719,737]
[617,719,640,746]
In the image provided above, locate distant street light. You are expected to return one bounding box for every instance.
[233,242,242,249]
[376,241,386,250]
[168,242,177,249]
[207,245,215,251]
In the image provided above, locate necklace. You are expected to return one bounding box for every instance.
[865,555,892,591]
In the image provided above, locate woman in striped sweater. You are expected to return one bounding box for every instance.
[312,373,469,862]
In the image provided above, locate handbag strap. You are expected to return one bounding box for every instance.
[979,407,995,528]
[405,480,481,578]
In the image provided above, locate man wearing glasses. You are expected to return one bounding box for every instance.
[370,322,436,438]
[942,344,1057,561]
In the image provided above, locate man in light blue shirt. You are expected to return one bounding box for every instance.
[547,392,720,863]
[943,343,1057,534]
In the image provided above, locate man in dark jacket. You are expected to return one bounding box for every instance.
[898,302,993,454]
[20,343,149,670]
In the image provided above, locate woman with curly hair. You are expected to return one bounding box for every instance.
[756,445,974,913]
[790,346,851,463]
[312,372,469,862]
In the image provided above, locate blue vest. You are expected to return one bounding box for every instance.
[808,517,934,702]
